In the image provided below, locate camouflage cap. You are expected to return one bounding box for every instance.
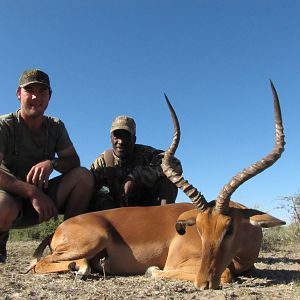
[110,115,136,136]
[18,69,51,91]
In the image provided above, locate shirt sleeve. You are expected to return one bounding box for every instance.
[0,119,9,155]
[54,120,73,153]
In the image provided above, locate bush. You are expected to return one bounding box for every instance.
[278,193,300,236]
[262,192,300,251]
[261,222,300,251]
[9,216,63,241]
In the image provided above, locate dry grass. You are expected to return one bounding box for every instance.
[0,241,299,300]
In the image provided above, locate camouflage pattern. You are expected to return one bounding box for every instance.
[110,115,136,136]
[90,144,182,209]
[18,69,51,91]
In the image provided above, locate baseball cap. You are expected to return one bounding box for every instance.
[110,115,136,136]
[18,69,52,91]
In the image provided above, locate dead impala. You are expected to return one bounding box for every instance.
[29,81,285,289]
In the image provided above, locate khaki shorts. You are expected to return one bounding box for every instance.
[0,175,63,229]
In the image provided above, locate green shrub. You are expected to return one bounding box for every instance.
[261,223,300,251]
[10,216,63,241]
[261,193,300,251]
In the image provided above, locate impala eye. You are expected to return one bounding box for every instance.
[225,224,234,238]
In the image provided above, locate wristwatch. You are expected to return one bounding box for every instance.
[51,158,59,170]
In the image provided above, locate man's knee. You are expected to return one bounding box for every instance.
[0,192,20,231]
[156,177,178,204]
[70,167,94,185]
[57,167,94,218]
[68,167,94,188]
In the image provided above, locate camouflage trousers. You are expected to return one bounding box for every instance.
[88,176,178,212]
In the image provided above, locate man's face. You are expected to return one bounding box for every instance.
[16,83,51,118]
[111,129,136,158]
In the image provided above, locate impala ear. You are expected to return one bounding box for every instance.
[176,219,196,235]
[242,208,286,228]
[175,209,198,235]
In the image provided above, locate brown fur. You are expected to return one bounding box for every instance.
[31,84,285,289]
[30,201,284,289]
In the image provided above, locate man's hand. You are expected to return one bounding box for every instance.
[122,179,137,206]
[26,160,53,189]
[123,179,136,196]
[30,188,58,223]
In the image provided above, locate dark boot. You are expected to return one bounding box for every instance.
[0,232,9,263]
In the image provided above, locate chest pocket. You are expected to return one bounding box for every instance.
[11,112,52,178]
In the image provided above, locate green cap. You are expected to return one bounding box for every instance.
[110,115,136,136]
[19,69,51,91]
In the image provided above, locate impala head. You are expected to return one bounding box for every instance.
[162,82,285,289]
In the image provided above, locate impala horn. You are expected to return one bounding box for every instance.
[162,94,208,211]
[215,81,285,213]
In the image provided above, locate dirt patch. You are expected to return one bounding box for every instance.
[0,241,299,299]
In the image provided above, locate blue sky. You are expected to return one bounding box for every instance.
[0,1,299,223]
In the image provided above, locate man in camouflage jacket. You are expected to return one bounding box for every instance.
[90,115,182,210]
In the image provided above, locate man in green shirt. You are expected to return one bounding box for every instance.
[0,69,94,262]
[89,115,182,210]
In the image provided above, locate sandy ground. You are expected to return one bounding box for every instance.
[0,241,299,300]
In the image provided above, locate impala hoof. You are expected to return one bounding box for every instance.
[68,261,91,280]
[145,266,160,277]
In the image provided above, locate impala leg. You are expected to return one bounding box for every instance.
[33,255,91,276]
[146,266,195,282]
[220,267,233,284]
[68,258,91,278]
